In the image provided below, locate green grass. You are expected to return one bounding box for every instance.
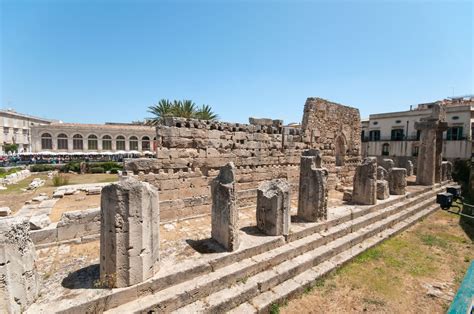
[0,167,22,178]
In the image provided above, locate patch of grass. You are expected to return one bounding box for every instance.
[269,303,280,314]
[353,247,383,263]
[52,174,70,187]
[419,234,449,248]
[362,297,386,307]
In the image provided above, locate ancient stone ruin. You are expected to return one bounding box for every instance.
[0,217,39,313]
[297,150,328,221]
[100,177,160,288]
[388,168,407,195]
[256,179,291,236]
[352,157,377,205]
[211,162,239,251]
[415,103,448,185]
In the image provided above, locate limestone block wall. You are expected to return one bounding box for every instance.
[125,97,362,221]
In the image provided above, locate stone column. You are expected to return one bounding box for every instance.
[377,180,390,200]
[377,166,388,181]
[211,162,239,251]
[445,161,453,180]
[381,159,394,171]
[406,160,414,176]
[100,177,160,288]
[256,179,290,236]
[388,168,407,195]
[415,104,448,186]
[297,150,328,222]
[352,157,377,205]
[0,217,40,313]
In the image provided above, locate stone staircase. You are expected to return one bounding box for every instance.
[94,184,447,314]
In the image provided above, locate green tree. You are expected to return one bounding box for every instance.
[147,99,218,124]
[3,143,18,153]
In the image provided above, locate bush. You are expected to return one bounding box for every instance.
[30,164,57,172]
[61,162,81,173]
[89,161,123,172]
[52,174,70,186]
[109,167,121,174]
[90,167,105,174]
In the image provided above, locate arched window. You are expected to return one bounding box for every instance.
[116,135,125,150]
[41,133,52,150]
[102,135,112,150]
[382,143,390,156]
[142,136,150,151]
[73,134,83,150]
[57,134,68,150]
[88,134,98,150]
[129,136,138,150]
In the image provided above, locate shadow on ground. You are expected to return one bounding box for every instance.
[460,216,474,241]
[185,238,226,254]
[61,264,102,289]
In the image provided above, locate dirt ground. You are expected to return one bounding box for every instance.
[0,173,117,214]
[280,210,474,314]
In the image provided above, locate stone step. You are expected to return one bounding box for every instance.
[245,202,441,314]
[172,198,438,314]
[105,187,443,313]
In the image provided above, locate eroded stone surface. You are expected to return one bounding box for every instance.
[352,157,377,205]
[0,217,40,313]
[256,179,290,236]
[376,180,390,200]
[211,162,239,251]
[377,166,388,181]
[100,177,160,288]
[441,161,453,181]
[389,168,407,195]
[297,152,328,222]
[406,160,414,176]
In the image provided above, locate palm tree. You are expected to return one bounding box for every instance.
[147,99,173,125]
[195,104,218,120]
[147,99,218,123]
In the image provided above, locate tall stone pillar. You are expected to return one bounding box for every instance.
[0,217,40,313]
[415,104,448,186]
[100,177,160,288]
[352,157,377,205]
[256,179,290,236]
[211,162,239,251]
[297,150,328,222]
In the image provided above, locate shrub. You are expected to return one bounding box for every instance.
[61,162,81,173]
[0,168,5,174]
[109,167,121,174]
[88,161,123,172]
[90,167,105,174]
[52,174,70,186]
[30,164,57,172]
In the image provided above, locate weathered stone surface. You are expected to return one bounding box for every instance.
[29,214,51,230]
[0,207,11,217]
[100,177,160,288]
[406,160,414,176]
[256,179,290,236]
[388,168,407,195]
[211,162,239,251]
[86,187,102,195]
[376,180,390,200]
[377,166,388,181]
[342,188,352,202]
[297,152,328,222]
[415,104,448,185]
[352,157,377,205]
[381,159,394,171]
[0,217,40,313]
[441,161,453,181]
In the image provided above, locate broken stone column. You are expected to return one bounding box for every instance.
[377,180,390,200]
[352,157,377,205]
[388,168,407,195]
[256,179,290,236]
[406,160,414,176]
[415,104,448,185]
[0,217,40,313]
[100,177,160,288]
[381,159,394,171]
[297,150,328,222]
[211,162,239,251]
[377,166,388,181]
[441,161,453,181]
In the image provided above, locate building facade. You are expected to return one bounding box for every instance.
[30,123,157,153]
[362,96,474,161]
[0,109,55,154]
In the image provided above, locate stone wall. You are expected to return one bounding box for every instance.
[125,97,361,221]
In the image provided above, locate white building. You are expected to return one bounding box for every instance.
[362,96,474,161]
[0,109,55,154]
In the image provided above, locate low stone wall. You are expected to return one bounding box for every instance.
[30,208,100,246]
[0,169,31,186]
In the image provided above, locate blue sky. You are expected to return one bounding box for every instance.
[1,0,472,124]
